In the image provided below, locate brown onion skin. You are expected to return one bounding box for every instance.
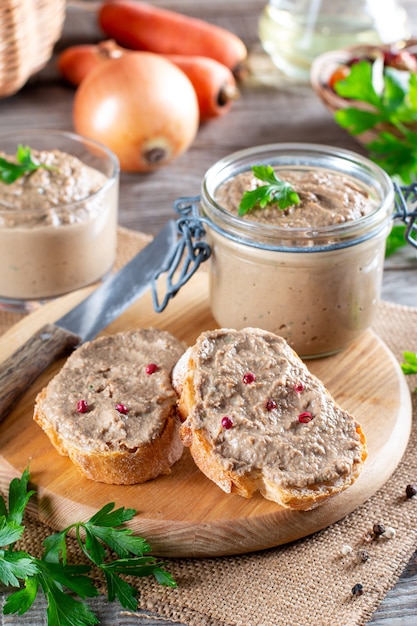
[72,51,199,172]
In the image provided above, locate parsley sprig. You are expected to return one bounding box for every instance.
[401,351,417,376]
[0,145,57,184]
[238,164,300,216]
[333,59,417,184]
[401,351,417,392]
[0,468,176,626]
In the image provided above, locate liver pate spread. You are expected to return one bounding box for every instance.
[0,149,106,218]
[215,168,375,227]
[39,329,184,453]
[206,165,387,357]
[191,328,363,489]
[0,148,118,301]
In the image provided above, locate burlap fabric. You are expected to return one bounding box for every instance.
[1,227,417,626]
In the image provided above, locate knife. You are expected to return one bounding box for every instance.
[0,219,178,421]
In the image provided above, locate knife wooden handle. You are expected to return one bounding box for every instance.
[0,323,81,422]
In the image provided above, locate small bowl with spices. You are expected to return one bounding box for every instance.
[196,143,395,358]
[0,129,119,312]
[310,41,417,147]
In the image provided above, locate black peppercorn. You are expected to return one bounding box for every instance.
[352,583,364,596]
[373,523,386,537]
[406,483,417,499]
[357,548,370,563]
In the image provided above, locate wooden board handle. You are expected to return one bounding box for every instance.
[0,324,81,421]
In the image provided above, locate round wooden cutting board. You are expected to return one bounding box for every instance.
[0,272,412,557]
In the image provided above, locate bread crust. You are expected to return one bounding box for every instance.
[173,328,367,510]
[34,329,185,485]
[34,387,183,485]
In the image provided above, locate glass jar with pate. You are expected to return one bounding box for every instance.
[0,130,119,312]
[199,143,394,358]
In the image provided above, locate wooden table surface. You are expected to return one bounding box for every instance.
[1,1,417,624]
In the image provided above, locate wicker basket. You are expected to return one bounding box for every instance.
[310,41,417,145]
[0,0,66,98]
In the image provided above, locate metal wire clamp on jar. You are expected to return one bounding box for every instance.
[152,143,417,359]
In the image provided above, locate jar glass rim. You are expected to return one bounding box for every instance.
[201,142,394,250]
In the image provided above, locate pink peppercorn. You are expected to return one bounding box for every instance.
[265,399,277,411]
[242,372,256,384]
[77,399,89,414]
[298,411,313,423]
[221,416,234,429]
[115,403,129,415]
[145,363,158,375]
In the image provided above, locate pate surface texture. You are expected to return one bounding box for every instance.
[39,329,185,453]
[188,328,364,489]
[215,168,376,227]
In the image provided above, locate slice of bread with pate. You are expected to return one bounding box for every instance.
[173,327,367,510]
[34,328,185,485]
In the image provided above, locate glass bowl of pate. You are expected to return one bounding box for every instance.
[0,129,119,312]
[200,143,394,358]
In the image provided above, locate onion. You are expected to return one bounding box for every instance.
[73,51,199,171]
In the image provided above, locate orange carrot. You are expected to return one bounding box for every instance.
[57,40,123,86]
[98,0,247,74]
[164,55,239,120]
[57,42,240,120]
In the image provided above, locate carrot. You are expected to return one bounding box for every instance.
[57,42,240,120]
[98,0,247,75]
[57,40,123,86]
[164,55,239,120]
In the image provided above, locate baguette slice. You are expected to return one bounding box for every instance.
[173,327,367,510]
[34,328,185,485]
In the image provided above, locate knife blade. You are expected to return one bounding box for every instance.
[0,220,178,420]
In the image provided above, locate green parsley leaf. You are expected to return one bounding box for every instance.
[101,556,177,608]
[332,56,417,256]
[0,145,56,184]
[0,550,38,586]
[42,500,176,622]
[43,585,99,626]
[36,560,97,599]
[43,529,68,565]
[0,518,25,548]
[238,164,301,216]
[367,129,417,184]
[381,68,410,114]
[401,351,417,375]
[88,524,150,559]
[385,223,407,257]
[409,72,417,111]
[101,555,177,584]
[401,351,417,393]
[335,107,383,136]
[152,565,178,587]
[335,59,382,106]
[3,575,39,615]
[83,527,107,566]
[88,501,136,527]
[333,58,417,183]
[102,568,138,610]
[8,467,35,525]
[44,502,152,567]
[0,470,177,626]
